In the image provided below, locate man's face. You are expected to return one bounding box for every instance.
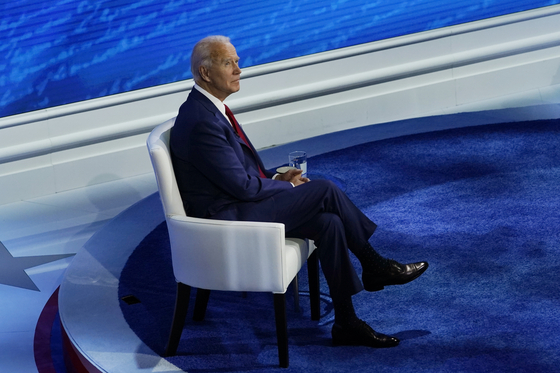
[202,42,241,101]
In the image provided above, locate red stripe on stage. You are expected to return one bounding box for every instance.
[34,287,95,373]
[61,322,94,373]
[34,287,60,373]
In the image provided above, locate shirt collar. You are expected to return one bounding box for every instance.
[193,84,231,125]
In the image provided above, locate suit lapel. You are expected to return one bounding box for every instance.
[191,88,247,147]
[189,88,266,176]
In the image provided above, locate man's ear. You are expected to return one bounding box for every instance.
[199,66,211,83]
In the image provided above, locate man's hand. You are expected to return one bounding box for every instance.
[276,169,309,186]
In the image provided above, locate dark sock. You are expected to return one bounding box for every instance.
[351,242,390,273]
[333,295,360,326]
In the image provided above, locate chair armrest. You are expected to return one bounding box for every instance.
[166,214,295,293]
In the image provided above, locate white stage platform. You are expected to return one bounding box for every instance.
[58,193,182,373]
[56,106,560,373]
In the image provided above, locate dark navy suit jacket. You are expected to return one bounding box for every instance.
[170,88,293,220]
[170,88,376,298]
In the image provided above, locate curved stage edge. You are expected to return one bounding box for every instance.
[57,104,560,373]
[58,193,177,373]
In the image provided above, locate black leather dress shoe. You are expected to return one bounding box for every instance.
[332,320,399,348]
[363,260,429,292]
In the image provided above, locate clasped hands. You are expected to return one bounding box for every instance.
[275,169,310,186]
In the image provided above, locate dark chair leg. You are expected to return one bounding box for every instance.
[193,288,211,321]
[165,282,191,356]
[307,250,320,321]
[273,293,289,368]
[292,274,300,312]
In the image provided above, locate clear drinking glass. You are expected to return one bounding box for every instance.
[288,151,307,178]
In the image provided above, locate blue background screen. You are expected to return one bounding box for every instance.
[2,0,559,118]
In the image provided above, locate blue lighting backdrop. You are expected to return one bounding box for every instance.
[2,0,560,118]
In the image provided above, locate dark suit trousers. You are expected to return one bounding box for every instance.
[213,179,377,300]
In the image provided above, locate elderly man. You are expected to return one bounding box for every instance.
[170,35,428,348]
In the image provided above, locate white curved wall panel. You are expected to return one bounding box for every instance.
[0,6,559,205]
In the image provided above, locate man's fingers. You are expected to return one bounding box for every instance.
[287,169,303,177]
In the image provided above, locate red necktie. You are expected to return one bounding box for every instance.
[225,105,266,178]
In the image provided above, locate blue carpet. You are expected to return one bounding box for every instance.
[118,119,560,372]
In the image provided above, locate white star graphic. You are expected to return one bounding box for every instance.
[0,240,74,291]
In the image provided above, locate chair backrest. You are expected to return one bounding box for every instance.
[146,117,187,218]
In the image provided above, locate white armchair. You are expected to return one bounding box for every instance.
[146,117,320,368]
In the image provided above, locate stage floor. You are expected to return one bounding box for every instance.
[0,173,158,373]
[2,104,560,373]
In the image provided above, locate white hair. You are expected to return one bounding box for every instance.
[191,35,231,82]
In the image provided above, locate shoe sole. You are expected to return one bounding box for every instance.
[332,334,400,348]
